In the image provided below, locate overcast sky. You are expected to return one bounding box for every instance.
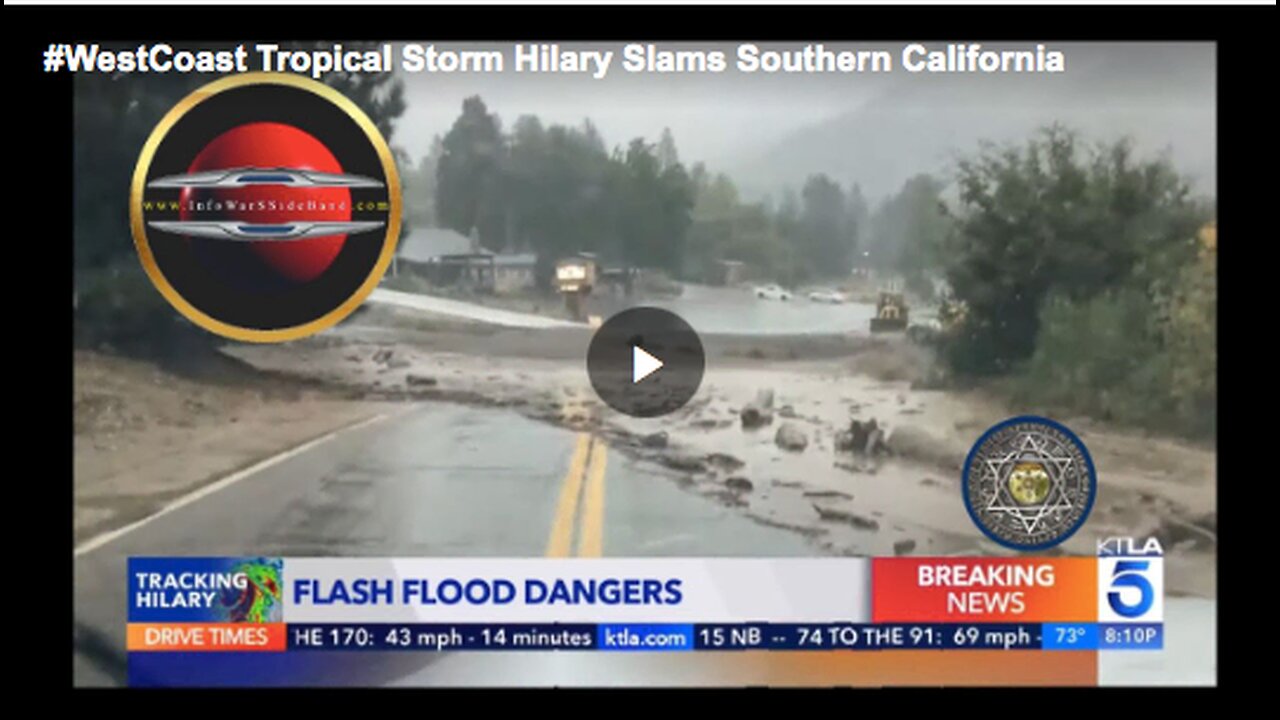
[390,41,1215,197]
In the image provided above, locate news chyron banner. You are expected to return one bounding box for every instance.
[126,546,1163,687]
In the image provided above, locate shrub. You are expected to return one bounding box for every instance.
[1013,274,1214,439]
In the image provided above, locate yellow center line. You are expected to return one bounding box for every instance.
[545,433,592,557]
[545,431,609,558]
[577,439,608,558]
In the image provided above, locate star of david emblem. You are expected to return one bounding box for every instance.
[982,433,1077,534]
[962,417,1097,550]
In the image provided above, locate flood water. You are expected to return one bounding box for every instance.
[598,284,883,336]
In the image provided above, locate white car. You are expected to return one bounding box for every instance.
[755,284,792,301]
[807,289,846,304]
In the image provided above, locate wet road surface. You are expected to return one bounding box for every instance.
[73,403,814,686]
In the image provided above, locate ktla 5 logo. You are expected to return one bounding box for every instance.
[1097,537,1163,623]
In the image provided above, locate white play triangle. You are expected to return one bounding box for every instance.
[632,345,664,384]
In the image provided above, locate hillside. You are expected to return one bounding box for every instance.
[726,43,1216,203]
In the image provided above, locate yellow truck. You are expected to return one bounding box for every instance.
[555,254,598,321]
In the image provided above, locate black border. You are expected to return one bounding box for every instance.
[28,1,1261,697]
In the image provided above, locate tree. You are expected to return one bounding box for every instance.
[617,139,665,270]
[657,160,695,277]
[942,125,1208,375]
[321,63,405,142]
[400,138,442,238]
[656,127,680,172]
[869,174,950,297]
[798,174,854,279]
[435,96,505,249]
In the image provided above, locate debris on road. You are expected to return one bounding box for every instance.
[886,423,963,469]
[706,452,746,472]
[835,417,887,456]
[803,489,853,499]
[660,453,708,473]
[775,422,808,451]
[811,503,880,530]
[741,388,775,429]
[641,431,669,448]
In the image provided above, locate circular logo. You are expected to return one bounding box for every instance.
[961,416,1097,551]
[586,307,705,418]
[130,72,402,342]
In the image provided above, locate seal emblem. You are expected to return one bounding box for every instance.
[962,416,1097,550]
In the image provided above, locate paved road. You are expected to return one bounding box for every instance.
[73,403,814,687]
[73,401,1214,687]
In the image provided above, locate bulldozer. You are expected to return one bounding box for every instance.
[937,293,968,333]
[870,291,909,333]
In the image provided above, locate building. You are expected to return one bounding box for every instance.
[394,226,536,294]
[493,253,537,294]
[397,227,473,269]
[707,259,746,286]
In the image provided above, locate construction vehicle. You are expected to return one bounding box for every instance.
[870,291,909,332]
[554,254,598,322]
[937,293,968,332]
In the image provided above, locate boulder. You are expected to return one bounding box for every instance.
[774,422,808,452]
[724,476,754,492]
[886,423,963,469]
[660,453,708,473]
[706,452,746,472]
[836,418,888,456]
[641,431,669,449]
[740,406,773,428]
[811,504,880,530]
[740,388,776,428]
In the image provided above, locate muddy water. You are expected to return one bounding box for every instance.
[591,284,882,336]
[228,329,1216,599]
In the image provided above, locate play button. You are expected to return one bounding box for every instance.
[587,307,705,418]
[632,345,664,384]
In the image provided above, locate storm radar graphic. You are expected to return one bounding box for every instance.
[131,73,402,342]
[219,559,284,624]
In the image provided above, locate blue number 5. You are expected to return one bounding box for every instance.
[1108,560,1154,618]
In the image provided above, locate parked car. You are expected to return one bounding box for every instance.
[755,284,792,301]
[806,288,846,304]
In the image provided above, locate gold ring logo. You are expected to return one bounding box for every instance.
[130,72,401,343]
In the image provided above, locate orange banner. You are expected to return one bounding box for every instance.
[126,622,286,652]
[873,557,1097,623]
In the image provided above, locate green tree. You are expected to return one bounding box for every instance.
[617,139,665,270]
[870,174,950,297]
[656,127,680,172]
[798,174,854,280]
[401,136,442,233]
[321,64,405,142]
[942,125,1207,375]
[436,96,506,249]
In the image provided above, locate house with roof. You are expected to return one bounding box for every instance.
[394,226,536,294]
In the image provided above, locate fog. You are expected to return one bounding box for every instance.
[393,42,1215,202]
